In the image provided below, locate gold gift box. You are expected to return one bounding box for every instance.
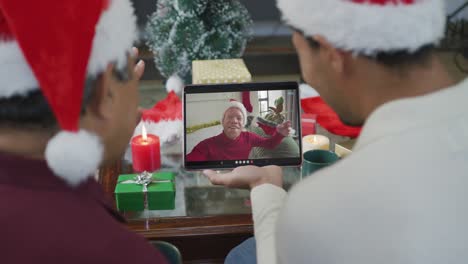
[192,59,252,84]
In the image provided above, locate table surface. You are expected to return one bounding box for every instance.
[117,138,303,220]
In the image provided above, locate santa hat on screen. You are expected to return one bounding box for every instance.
[277,0,446,55]
[221,100,248,127]
[0,0,137,186]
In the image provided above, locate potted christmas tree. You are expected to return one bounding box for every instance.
[145,0,253,92]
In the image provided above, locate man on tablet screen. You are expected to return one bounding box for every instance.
[187,100,291,161]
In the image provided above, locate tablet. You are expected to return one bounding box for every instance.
[184,81,302,170]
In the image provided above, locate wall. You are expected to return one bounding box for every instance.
[131,0,281,27]
[186,92,242,127]
[238,0,280,21]
[250,91,260,117]
[447,0,468,20]
[186,91,261,127]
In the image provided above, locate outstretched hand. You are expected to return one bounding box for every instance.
[276,120,292,136]
[132,47,146,125]
[203,165,283,190]
[132,47,145,80]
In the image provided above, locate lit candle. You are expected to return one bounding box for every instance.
[131,124,161,172]
[302,134,330,153]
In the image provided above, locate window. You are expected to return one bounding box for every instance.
[258,91,269,116]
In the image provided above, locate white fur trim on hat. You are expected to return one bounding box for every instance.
[87,0,137,75]
[299,83,319,99]
[166,74,184,94]
[45,130,104,186]
[277,0,446,55]
[0,41,39,97]
[222,101,248,127]
[0,0,137,98]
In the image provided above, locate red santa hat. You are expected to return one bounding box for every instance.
[277,0,446,55]
[134,91,183,145]
[222,100,248,127]
[0,0,137,186]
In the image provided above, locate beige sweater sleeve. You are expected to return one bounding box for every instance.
[250,184,288,264]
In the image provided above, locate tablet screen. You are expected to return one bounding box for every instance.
[184,82,302,170]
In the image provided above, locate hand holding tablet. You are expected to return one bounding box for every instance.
[203,165,284,189]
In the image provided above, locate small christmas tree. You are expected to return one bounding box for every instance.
[145,0,253,91]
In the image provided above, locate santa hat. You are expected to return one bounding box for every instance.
[0,0,137,186]
[277,0,446,55]
[222,100,248,127]
[134,91,183,145]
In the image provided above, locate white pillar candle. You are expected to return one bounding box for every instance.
[302,135,330,153]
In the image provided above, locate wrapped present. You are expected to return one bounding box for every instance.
[192,59,252,84]
[114,171,175,211]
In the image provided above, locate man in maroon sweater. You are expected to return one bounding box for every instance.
[187,101,291,161]
[0,0,167,263]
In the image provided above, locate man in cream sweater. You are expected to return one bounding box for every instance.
[204,0,468,263]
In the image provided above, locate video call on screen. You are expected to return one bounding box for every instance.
[184,84,302,170]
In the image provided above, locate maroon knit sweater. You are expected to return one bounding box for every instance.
[0,152,167,264]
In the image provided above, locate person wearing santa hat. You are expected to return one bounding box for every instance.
[186,100,291,162]
[205,0,468,264]
[0,0,168,263]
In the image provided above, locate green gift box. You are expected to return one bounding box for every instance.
[114,172,175,211]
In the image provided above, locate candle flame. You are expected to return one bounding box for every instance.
[305,135,319,144]
[142,123,147,141]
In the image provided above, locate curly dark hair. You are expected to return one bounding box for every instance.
[309,39,434,69]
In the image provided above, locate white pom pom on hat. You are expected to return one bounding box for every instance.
[277,0,446,55]
[45,130,103,187]
[221,100,248,127]
[166,74,185,94]
[0,0,137,186]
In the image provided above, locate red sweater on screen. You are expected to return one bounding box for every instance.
[187,131,284,161]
